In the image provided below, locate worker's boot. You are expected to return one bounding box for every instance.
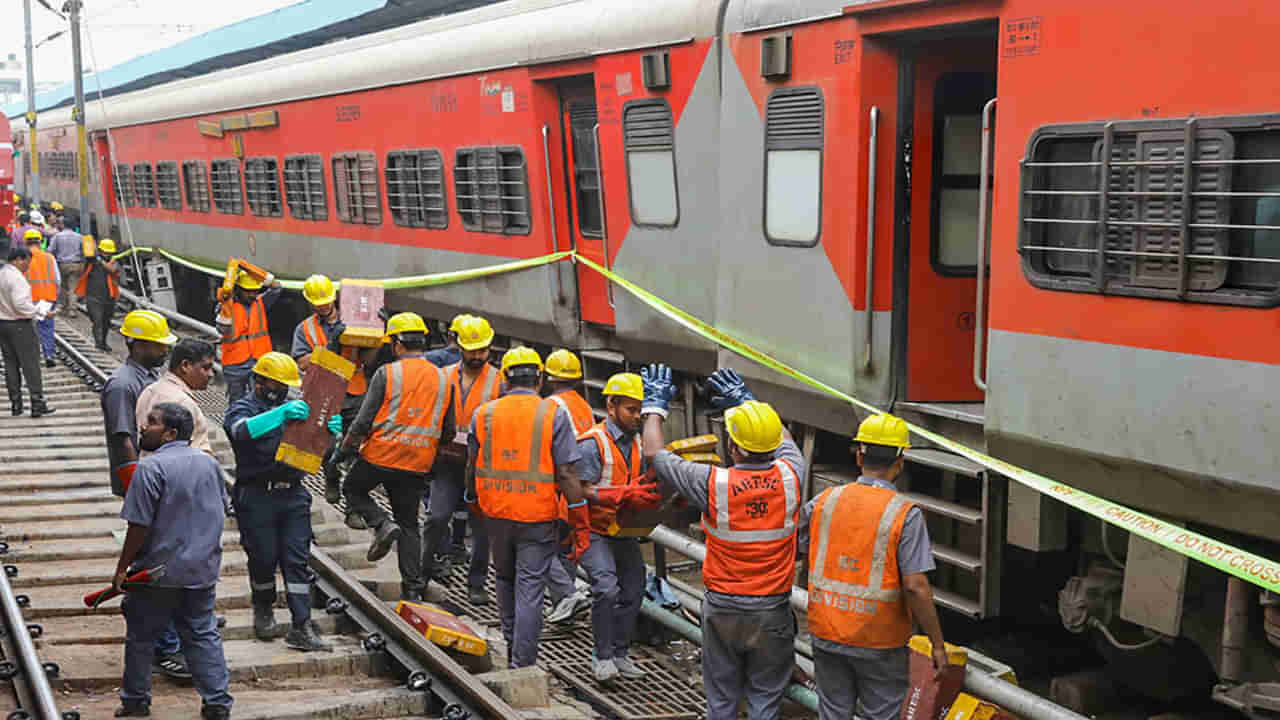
[367,520,401,562]
[10,400,22,417]
[284,621,333,652]
[345,511,368,530]
[613,656,646,680]
[200,704,231,720]
[30,401,54,418]
[323,458,342,504]
[593,657,619,684]
[253,602,279,641]
[114,700,151,717]
[468,586,489,606]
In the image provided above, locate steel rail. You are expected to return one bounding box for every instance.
[54,331,108,386]
[1,562,61,720]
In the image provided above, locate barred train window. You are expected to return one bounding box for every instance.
[133,163,156,208]
[1021,115,1280,306]
[114,164,135,207]
[156,163,181,210]
[245,157,283,218]
[764,87,824,247]
[283,155,327,221]
[210,159,243,215]
[333,152,381,226]
[182,161,211,213]
[454,146,530,235]
[623,100,679,227]
[567,103,602,237]
[386,149,447,229]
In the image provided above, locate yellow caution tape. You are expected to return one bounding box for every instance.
[573,254,1280,593]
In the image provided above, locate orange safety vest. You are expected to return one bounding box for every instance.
[25,248,58,303]
[807,484,916,649]
[550,389,595,434]
[579,422,643,534]
[74,260,119,299]
[702,459,801,597]
[448,360,501,427]
[300,314,368,396]
[474,393,559,523]
[221,297,271,366]
[360,357,451,474]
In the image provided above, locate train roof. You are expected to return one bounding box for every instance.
[27,0,722,132]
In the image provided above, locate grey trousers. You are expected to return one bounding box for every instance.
[0,319,44,408]
[86,298,114,348]
[422,464,489,590]
[223,360,254,405]
[58,262,81,310]
[580,533,645,660]
[486,516,556,668]
[701,600,796,720]
[547,550,578,605]
[812,644,909,720]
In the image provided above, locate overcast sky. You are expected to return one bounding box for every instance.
[1,0,305,90]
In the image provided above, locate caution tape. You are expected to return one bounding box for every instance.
[574,254,1280,593]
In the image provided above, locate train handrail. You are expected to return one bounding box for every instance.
[862,105,879,373]
[591,123,615,308]
[541,124,565,303]
[0,560,61,720]
[974,98,996,392]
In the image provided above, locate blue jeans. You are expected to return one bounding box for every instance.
[223,360,254,405]
[233,482,314,626]
[35,316,54,359]
[155,622,180,658]
[121,585,232,712]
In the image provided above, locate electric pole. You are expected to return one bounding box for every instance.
[23,0,41,206]
[68,0,88,233]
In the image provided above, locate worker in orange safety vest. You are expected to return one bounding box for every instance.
[215,270,282,404]
[22,230,59,366]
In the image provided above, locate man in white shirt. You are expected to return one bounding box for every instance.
[136,338,221,457]
[0,246,54,417]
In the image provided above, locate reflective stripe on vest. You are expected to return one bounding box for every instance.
[301,314,367,396]
[550,390,595,434]
[810,486,911,604]
[475,394,559,522]
[26,249,58,303]
[222,298,271,366]
[361,357,449,473]
[450,361,501,427]
[579,422,643,534]
[703,460,799,543]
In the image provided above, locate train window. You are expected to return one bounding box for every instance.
[623,100,679,227]
[333,152,382,226]
[114,164,135,208]
[210,159,244,215]
[386,149,448,230]
[245,157,283,218]
[133,164,157,208]
[454,146,530,235]
[567,103,602,237]
[931,72,996,275]
[283,155,328,222]
[764,87,823,247]
[182,161,211,213]
[1021,116,1280,306]
[156,163,181,210]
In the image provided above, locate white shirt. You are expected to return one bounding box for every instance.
[136,371,221,457]
[0,264,37,321]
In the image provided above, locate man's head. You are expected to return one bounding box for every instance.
[602,372,644,434]
[54,217,65,231]
[724,400,784,465]
[852,413,911,481]
[446,313,471,349]
[7,246,31,273]
[252,351,301,406]
[500,346,542,391]
[456,316,494,370]
[120,310,178,368]
[384,312,429,357]
[303,274,337,321]
[139,402,195,451]
[169,338,216,391]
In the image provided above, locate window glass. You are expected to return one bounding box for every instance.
[114,164,135,208]
[283,155,327,221]
[182,161,211,213]
[942,115,982,175]
[387,150,447,229]
[210,159,244,215]
[453,146,530,235]
[333,153,381,225]
[156,163,182,210]
[938,188,981,267]
[245,157,283,218]
[623,100,679,227]
[765,149,821,244]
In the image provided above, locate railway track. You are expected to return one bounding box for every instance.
[0,324,521,720]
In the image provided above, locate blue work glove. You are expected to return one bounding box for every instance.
[325,323,348,353]
[328,414,343,437]
[244,400,310,439]
[641,363,678,418]
[706,368,755,411]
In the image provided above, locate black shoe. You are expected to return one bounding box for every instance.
[253,604,279,641]
[284,621,332,652]
[200,704,231,720]
[44,358,55,368]
[30,403,55,418]
[367,521,401,562]
[216,614,227,629]
[153,653,192,680]
[468,586,490,606]
[324,481,341,505]
[401,589,425,603]
[344,511,368,530]
[10,405,21,417]
[115,700,151,717]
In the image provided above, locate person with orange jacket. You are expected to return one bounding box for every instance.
[215,270,282,404]
[338,312,455,602]
[464,347,590,668]
[76,238,122,352]
[22,230,59,367]
[642,365,802,720]
[542,349,596,625]
[797,413,946,720]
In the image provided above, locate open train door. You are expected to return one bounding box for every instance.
[558,77,616,327]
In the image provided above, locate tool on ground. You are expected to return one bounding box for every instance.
[83,565,165,608]
[395,600,488,657]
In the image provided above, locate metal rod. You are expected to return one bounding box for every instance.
[23,0,40,205]
[541,125,564,303]
[974,98,995,393]
[1,557,61,720]
[117,286,221,338]
[591,123,614,308]
[862,105,878,373]
[1177,118,1196,299]
[1095,122,1113,293]
[1020,246,1280,264]
[70,0,89,232]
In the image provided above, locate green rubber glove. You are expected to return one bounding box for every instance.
[328,414,343,437]
[244,400,310,439]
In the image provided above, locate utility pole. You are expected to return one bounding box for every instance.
[68,0,88,232]
[23,0,40,206]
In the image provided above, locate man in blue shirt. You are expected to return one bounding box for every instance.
[112,403,232,720]
[425,313,469,368]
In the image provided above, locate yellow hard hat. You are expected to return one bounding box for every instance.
[854,413,911,450]
[23,229,42,243]
[449,313,472,333]
[97,238,117,254]
[544,349,583,380]
[725,400,784,454]
[456,316,494,351]
[386,311,428,337]
[302,274,336,306]
[119,310,177,346]
[50,201,63,211]
[253,351,302,387]
[500,346,543,375]
[602,372,643,401]
[236,271,263,291]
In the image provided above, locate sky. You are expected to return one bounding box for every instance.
[0,0,306,90]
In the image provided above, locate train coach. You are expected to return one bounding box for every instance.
[12,0,1280,703]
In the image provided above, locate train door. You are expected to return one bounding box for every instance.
[558,78,616,326]
[897,33,996,403]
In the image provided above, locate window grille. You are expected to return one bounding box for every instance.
[333,152,381,225]
[183,161,211,212]
[1020,115,1280,306]
[133,163,157,208]
[245,157,283,218]
[156,163,182,210]
[284,154,328,221]
[211,159,244,215]
[764,87,823,246]
[567,104,603,237]
[114,163,135,207]
[454,146,530,235]
[623,99,679,227]
[386,149,447,229]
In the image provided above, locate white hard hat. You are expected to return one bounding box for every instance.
[29,210,44,225]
